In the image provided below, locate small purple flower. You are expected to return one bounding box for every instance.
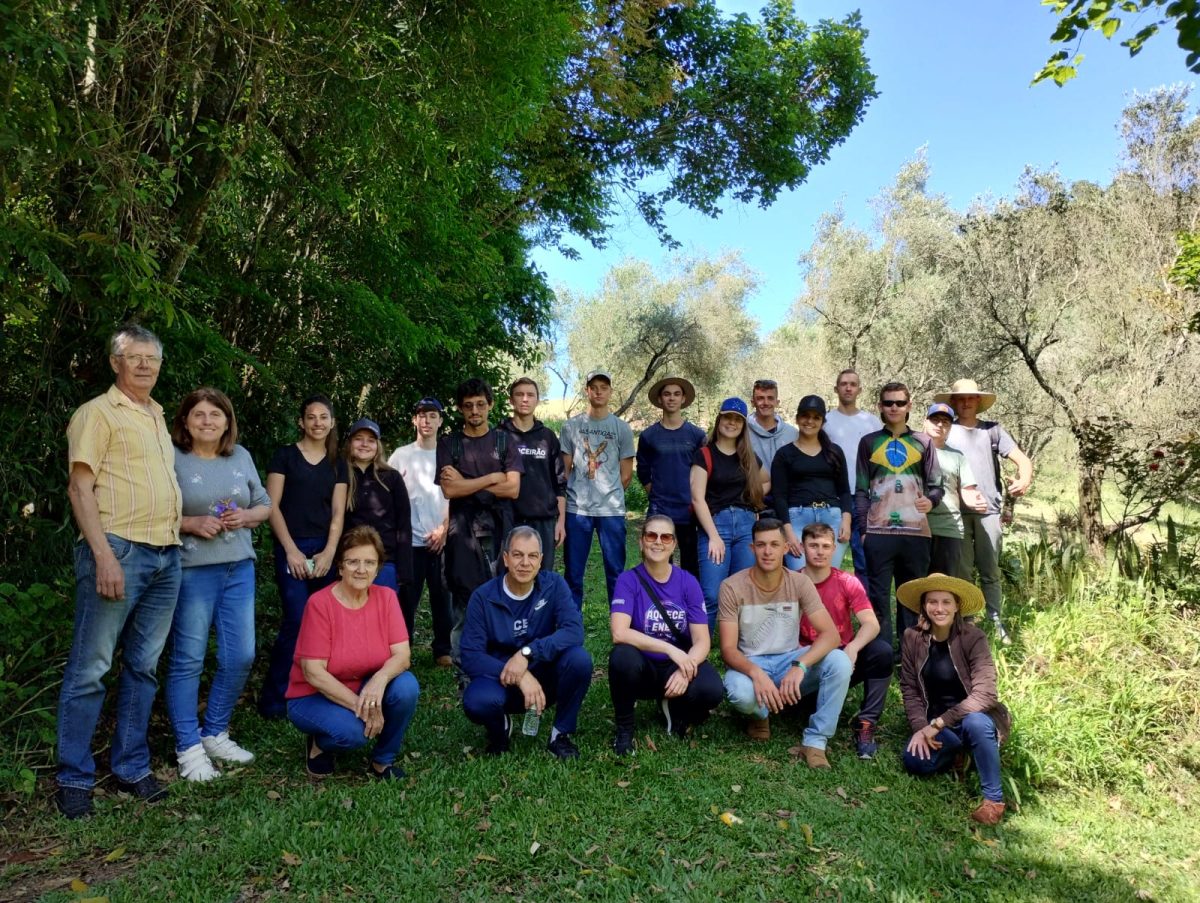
[211,498,239,516]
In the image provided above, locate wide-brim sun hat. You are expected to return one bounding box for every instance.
[648,376,697,409]
[933,378,997,413]
[896,573,985,617]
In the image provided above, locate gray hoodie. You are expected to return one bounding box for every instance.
[746,414,798,474]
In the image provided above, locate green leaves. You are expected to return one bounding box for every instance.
[1035,0,1200,85]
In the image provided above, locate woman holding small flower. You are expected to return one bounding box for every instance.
[166,387,271,781]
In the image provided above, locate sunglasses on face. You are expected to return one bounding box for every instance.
[643,531,676,544]
[880,399,909,408]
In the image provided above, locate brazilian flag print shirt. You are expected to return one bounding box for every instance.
[852,429,944,538]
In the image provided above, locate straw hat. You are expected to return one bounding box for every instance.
[647,376,696,409]
[896,573,985,617]
[933,378,997,412]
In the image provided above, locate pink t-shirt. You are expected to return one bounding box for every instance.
[800,568,872,647]
[286,583,408,699]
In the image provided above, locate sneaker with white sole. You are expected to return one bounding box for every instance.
[202,732,255,764]
[177,744,220,782]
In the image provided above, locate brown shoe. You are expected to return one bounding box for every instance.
[801,745,830,769]
[746,716,770,741]
[435,655,453,667]
[970,800,1006,825]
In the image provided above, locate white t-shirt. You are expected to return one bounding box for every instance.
[824,410,882,492]
[388,442,448,548]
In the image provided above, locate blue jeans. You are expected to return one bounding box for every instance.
[165,559,256,752]
[849,524,868,590]
[260,537,335,718]
[902,711,1004,802]
[784,505,847,570]
[373,561,398,595]
[723,646,853,749]
[698,507,757,630]
[563,513,626,609]
[463,646,594,736]
[288,671,420,766]
[57,535,181,790]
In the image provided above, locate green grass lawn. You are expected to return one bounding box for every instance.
[3,526,1198,902]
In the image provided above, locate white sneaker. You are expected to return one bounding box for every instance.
[178,744,220,782]
[202,732,256,764]
[989,614,1012,646]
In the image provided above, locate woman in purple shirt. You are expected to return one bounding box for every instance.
[607,515,724,756]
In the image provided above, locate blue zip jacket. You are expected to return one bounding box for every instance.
[460,570,584,680]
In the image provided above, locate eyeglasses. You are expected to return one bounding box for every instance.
[643,531,676,544]
[880,399,909,408]
[117,354,162,366]
[343,558,379,570]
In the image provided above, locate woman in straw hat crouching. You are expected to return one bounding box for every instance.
[897,573,1012,825]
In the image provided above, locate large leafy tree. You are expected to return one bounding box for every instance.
[0,1,874,584]
[561,254,760,420]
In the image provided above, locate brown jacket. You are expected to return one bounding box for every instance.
[900,620,1012,743]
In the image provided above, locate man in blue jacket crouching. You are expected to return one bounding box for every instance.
[461,525,592,759]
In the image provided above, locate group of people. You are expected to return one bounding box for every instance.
[55,324,1027,828]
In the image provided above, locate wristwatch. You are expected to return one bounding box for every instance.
[791,660,809,675]
[931,716,945,730]
[520,645,533,660]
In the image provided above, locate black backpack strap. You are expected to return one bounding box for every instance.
[632,567,691,649]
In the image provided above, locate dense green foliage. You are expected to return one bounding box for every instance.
[0,0,874,758]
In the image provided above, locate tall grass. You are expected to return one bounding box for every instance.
[1003,574,1200,796]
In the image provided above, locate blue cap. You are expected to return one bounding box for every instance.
[719,397,749,420]
[413,397,444,414]
[347,418,382,439]
[926,402,955,420]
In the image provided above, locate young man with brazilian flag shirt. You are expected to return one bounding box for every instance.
[853,381,943,652]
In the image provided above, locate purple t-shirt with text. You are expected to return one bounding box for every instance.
[610,564,707,660]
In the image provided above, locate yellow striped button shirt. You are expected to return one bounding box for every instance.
[67,385,182,546]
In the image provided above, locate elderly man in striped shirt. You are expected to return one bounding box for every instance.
[56,324,183,819]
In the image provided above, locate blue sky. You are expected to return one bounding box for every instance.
[532,1,1196,332]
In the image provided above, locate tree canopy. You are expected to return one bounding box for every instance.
[560,254,759,419]
[790,87,1200,557]
[0,0,875,580]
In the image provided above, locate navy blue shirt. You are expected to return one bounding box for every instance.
[636,421,706,522]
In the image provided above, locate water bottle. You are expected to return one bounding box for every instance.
[521,706,540,736]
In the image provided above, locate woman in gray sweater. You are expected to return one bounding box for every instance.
[165,388,271,781]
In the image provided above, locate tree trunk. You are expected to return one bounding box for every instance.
[1077,461,1107,562]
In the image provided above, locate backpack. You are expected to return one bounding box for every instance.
[449,428,507,467]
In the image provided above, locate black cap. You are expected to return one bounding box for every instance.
[796,394,827,417]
